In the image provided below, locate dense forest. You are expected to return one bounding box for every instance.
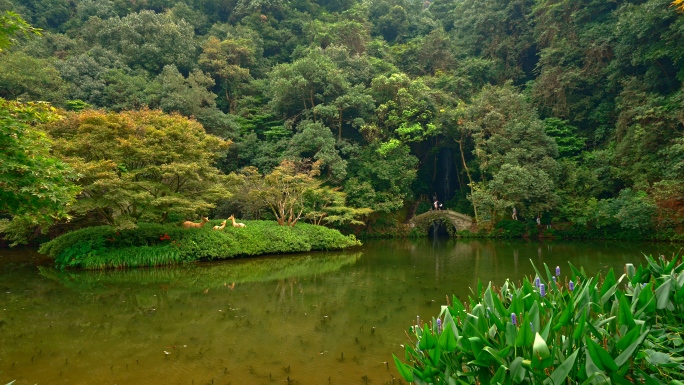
[1,0,683,242]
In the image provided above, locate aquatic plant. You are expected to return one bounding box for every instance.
[393,255,684,384]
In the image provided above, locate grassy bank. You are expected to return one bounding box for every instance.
[39,220,360,269]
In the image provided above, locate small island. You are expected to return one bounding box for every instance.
[39,220,360,269]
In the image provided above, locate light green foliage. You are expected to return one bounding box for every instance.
[463,84,560,219]
[42,109,231,228]
[199,35,257,113]
[303,185,373,226]
[543,118,586,158]
[395,257,684,384]
[0,11,41,51]
[364,73,438,148]
[0,51,64,102]
[147,65,218,118]
[285,120,347,182]
[252,159,323,226]
[40,221,360,269]
[0,99,80,244]
[306,19,371,55]
[588,189,657,232]
[345,142,418,212]
[268,48,350,121]
[87,10,196,74]
[54,47,130,107]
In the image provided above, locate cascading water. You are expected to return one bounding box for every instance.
[432,147,456,206]
[441,147,452,203]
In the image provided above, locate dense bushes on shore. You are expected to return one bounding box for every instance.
[38,221,360,269]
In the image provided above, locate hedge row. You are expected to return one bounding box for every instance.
[39,220,360,269]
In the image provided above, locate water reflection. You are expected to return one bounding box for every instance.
[0,239,680,385]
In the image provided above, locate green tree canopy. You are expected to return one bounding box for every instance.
[43,109,231,228]
[0,99,80,244]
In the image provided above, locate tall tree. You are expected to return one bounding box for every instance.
[0,99,80,244]
[43,109,231,228]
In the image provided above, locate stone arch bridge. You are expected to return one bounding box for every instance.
[409,210,476,235]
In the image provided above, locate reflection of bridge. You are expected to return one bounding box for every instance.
[409,210,476,234]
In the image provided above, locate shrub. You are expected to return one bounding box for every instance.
[39,221,360,269]
[393,255,684,384]
[493,219,527,238]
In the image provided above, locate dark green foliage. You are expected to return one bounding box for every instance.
[2,0,684,242]
[39,221,360,269]
[493,219,527,238]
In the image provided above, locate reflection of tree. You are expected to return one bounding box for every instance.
[39,252,362,293]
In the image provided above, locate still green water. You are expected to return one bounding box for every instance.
[0,239,679,385]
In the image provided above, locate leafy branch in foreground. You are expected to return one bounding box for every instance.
[394,255,684,384]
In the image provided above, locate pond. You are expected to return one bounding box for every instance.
[0,239,680,385]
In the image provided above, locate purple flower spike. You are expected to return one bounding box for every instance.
[556,266,561,277]
[540,284,546,297]
[552,276,557,284]
[511,313,518,326]
[535,277,540,287]
[436,318,442,333]
[569,281,575,291]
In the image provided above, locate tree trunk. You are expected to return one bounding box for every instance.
[457,134,478,224]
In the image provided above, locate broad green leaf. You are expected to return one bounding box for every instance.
[568,261,584,280]
[506,321,517,346]
[655,278,672,310]
[615,326,641,352]
[490,365,507,385]
[509,357,527,384]
[469,337,484,360]
[429,343,441,367]
[482,346,505,366]
[439,322,457,352]
[528,301,541,337]
[625,263,636,280]
[585,337,618,372]
[548,349,579,385]
[618,292,636,329]
[516,314,534,347]
[543,263,554,284]
[392,354,414,382]
[614,330,649,367]
[444,310,460,340]
[573,309,587,341]
[553,298,573,331]
[533,332,551,359]
[600,269,617,298]
[637,282,655,313]
[541,309,554,340]
[585,348,604,379]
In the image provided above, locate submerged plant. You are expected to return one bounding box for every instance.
[393,255,684,384]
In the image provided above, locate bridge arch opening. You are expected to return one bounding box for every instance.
[426,219,456,237]
[409,210,475,237]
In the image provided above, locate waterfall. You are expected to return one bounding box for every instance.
[441,147,452,202]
